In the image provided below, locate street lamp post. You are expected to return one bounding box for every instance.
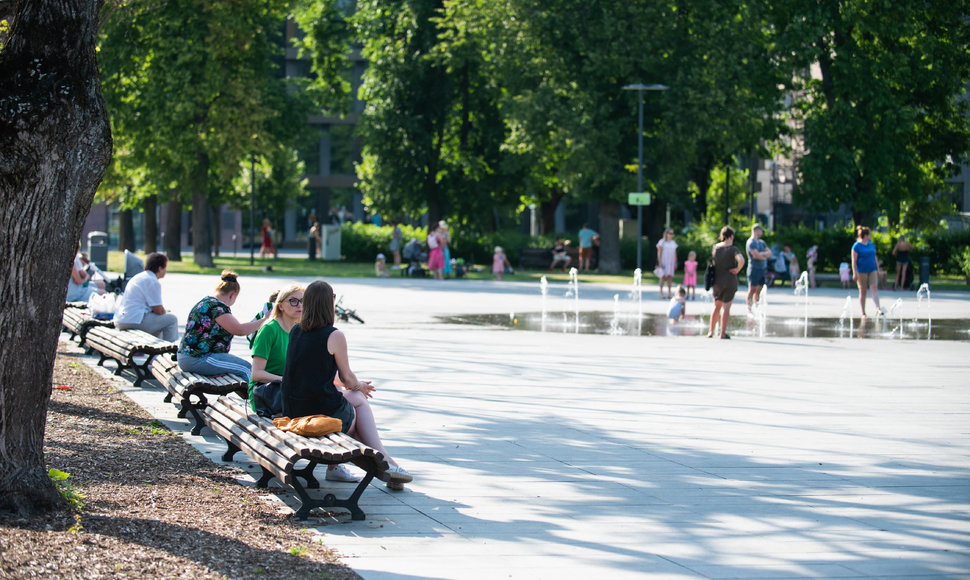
[622,83,668,271]
[250,155,256,266]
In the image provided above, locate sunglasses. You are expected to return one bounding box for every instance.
[286,297,303,307]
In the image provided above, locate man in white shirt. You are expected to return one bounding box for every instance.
[114,252,178,341]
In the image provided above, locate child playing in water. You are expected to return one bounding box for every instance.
[667,285,687,321]
[682,250,698,300]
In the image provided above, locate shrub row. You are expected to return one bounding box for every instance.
[339,223,970,275]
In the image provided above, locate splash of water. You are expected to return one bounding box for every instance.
[631,268,643,335]
[539,275,548,333]
[568,267,580,333]
[609,294,625,335]
[756,284,768,338]
[794,271,809,337]
[888,297,903,338]
[916,283,932,339]
[837,295,854,338]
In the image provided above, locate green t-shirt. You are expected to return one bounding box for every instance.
[249,318,290,407]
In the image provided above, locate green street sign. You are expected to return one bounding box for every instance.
[628,193,652,205]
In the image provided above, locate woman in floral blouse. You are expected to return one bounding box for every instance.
[177,270,267,381]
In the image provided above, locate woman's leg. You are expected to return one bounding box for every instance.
[720,300,733,338]
[870,282,882,312]
[858,283,868,317]
[342,390,399,467]
[708,301,722,337]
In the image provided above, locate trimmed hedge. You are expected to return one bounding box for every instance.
[339,222,970,275]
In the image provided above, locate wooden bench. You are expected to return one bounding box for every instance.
[518,246,589,271]
[202,393,392,520]
[61,307,114,347]
[84,326,178,387]
[150,353,248,436]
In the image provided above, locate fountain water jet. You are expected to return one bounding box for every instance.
[838,296,854,338]
[793,271,809,337]
[916,283,932,339]
[608,294,624,335]
[539,275,548,333]
[567,268,580,333]
[630,268,643,335]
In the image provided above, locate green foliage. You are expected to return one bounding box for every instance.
[773,0,970,226]
[958,247,970,277]
[49,469,85,513]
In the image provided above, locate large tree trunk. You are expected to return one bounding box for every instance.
[118,207,134,252]
[597,201,622,274]
[144,194,158,253]
[164,200,182,261]
[0,0,112,515]
[191,152,213,268]
[211,203,221,258]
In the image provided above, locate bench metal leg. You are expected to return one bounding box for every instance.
[292,472,374,521]
[220,440,241,463]
[256,466,274,488]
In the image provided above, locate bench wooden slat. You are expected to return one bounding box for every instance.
[202,393,393,520]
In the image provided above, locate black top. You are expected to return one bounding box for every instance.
[281,325,343,418]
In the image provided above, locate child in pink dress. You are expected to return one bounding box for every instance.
[492,246,511,280]
[683,250,698,300]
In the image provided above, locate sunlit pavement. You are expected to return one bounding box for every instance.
[80,271,970,579]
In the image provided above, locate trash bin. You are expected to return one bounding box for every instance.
[87,231,109,271]
[919,256,930,287]
[320,225,342,261]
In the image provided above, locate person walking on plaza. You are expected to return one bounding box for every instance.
[114,252,179,341]
[259,218,277,259]
[892,235,914,290]
[656,228,678,299]
[307,220,321,261]
[806,245,819,288]
[851,225,885,317]
[682,250,698,300]
[708,226,745,339]
[577,223,597,272]
[745,223,772,312]
[389,222,403,270]
[426,225,444,280]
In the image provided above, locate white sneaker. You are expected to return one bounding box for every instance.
[385,464,413,483]
[325,464,360,483]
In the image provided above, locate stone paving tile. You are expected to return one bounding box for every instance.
[69,274,970,579]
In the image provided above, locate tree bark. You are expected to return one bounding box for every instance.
[164,200,182,261]
[144,194,158,253]
[0,0,112,514]
[118,207,134,252]
[597,201,622,274]
[191,152,213,268]
[211,203,221,258]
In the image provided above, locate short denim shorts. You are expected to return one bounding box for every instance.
[747,268,766,287]
[331,398,356,434]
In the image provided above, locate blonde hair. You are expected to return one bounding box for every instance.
[214,270,240,296]
[272,284,305,319]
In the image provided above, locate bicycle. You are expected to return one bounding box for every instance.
[335,296,364,324]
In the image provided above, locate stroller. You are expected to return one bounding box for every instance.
[401,238,427,278]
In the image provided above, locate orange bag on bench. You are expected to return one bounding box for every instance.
[272,415,341,437]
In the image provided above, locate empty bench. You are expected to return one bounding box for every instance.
[203,394,392,520]
[61,307,114,347]
[150,353,248,436]
[84,327,178,387]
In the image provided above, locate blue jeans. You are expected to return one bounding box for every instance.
[177,352,251,382]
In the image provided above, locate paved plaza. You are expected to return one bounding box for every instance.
[72,271,970,579]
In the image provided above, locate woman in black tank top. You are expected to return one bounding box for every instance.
[282,280,413,487]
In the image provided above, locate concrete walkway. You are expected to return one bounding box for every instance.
[74,272,970,579]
